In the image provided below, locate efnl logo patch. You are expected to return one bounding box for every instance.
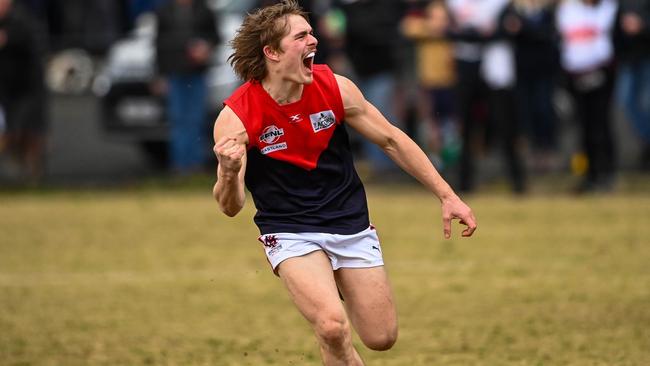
[309,110,336,133]
[259,125,284,144]
[259,125,287,155]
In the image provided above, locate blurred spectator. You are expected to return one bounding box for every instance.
[155,0,219,174]
[446,0,488,191]
[84,0,130,54]
[127,0,169,25]
[483,0,527,193]
[0,0,48,183]
[401,0,459,169]
[14,1,134,54]
[43,0,130,55]
[504,0,560,173]
[616,0,650,171]
[556,0,618,193]
[335,0,407,174]
[447,0,527,193]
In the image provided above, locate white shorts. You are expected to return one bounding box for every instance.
[258,225,384,273]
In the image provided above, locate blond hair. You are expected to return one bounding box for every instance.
[228,0,308,81]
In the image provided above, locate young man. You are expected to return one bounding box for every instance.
[212,1,477,364]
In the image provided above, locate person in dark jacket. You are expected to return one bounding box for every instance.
[616,0,650,171]
[447,0,528,194]
[335,0,407,174]
[504,0,560,173]
[155,0,219,173]
[0,0,48,183]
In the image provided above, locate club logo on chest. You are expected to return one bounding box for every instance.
[310,110,336,133]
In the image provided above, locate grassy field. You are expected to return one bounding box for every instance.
[1,183,649,365]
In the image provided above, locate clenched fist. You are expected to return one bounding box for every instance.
[214,132,246,175]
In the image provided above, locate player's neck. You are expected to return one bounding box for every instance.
[261,77,304,105]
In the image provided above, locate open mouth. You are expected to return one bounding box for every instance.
[303,51,315,72]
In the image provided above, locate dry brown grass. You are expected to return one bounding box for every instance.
[1,185,649,365]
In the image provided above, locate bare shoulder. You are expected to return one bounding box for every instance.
[333,73,358,99]
[213,106,248,144]
[333,73,365,118]
[333,73,353,88]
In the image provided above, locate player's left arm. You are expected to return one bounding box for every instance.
[335,74,477,238]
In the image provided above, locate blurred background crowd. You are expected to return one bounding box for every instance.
[0,0,649,194]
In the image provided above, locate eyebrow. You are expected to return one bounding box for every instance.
[293,29,313,39]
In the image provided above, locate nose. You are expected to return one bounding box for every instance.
[308,33,318,47]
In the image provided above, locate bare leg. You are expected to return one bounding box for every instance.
[277,251,364,365]
[334,266,398,351]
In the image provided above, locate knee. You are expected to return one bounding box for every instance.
[314,316,350,347]
[362,328,398,351]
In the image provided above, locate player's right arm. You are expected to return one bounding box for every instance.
[212,106,248,217]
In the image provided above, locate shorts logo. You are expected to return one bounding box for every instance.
[259,235,283,256]
[310,110,336,133]
[262,235,279,248]
[259,125,284,144]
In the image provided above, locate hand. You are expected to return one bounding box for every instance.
[441,195,477,239]
[504,14,522,34]
[187,39,211,65]
[479,23,496,37]
[622,13,643,35]
[150,77,168,96]
[214,131,247,176]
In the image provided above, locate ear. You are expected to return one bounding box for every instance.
[263,45,280,62]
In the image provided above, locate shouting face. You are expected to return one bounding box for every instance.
[267,14,318,85]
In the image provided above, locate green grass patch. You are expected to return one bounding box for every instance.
[1,186,649,365]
